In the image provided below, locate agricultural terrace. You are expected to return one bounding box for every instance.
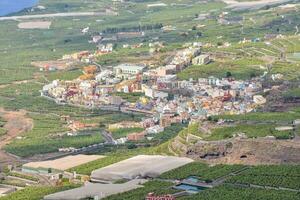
[159,162,245,181]
[212,108,300,123]
[226,165,300,189]
[4,113,104,157]
[179,36,300,81]
[206,124,293,140]
[3,111,143,157]
[179,121,294,142]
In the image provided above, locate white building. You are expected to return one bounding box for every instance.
[146,125,164,134]
[145,88,168,99]
[114,64,145,79]
[192,54,210,65]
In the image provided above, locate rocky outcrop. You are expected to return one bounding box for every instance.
[186,137,300,165]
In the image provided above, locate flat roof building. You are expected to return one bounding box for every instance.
[91,155,193,182]
[114,64,146,78]
[44,179,147,200]
[22,155,104,174]
[192,55,210,65]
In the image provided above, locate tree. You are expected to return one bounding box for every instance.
[250,72,257,78]
[217,41,223,46]
[226,71,232,78]
[127,143,137,149]
[196,32,202,37]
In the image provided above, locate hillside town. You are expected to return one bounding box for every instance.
[41,44,266,142]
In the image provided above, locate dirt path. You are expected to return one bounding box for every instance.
[0,108,33,167]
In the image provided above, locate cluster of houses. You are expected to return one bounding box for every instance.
[33,45,114,72]
[41,44,266,142]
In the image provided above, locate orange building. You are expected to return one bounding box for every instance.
[83,65,98,74]
[79,74,95,80]
[127,132,145,141]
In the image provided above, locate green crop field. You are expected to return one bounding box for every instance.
[178,58,265,80]
[180,122,293,141]
[3,113,105,157]
[207,124,293,140]
[112,92,144,103]
[110,127,144,139]
[212,110,300,123]
[226,165,300,189]
[160,162,245,181]
[0,117,7,136]
[180,185,300,200]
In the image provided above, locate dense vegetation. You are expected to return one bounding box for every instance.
[0,117,7,136]
[151,123,187,143]
[180,185,300,200]
[180,122,293,141]
[160,162,245,182]
[212,109,300,123]
[283,88,300,100]
[226,165,300,189]
[4,113,105,157]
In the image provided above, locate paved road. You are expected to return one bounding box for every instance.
[101,130,116,144]
[0,12,106,21]
[224,0,292,11]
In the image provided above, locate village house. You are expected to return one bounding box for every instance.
[114,64,146,79]
[192,54,211,65]
[97,43,113,53]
